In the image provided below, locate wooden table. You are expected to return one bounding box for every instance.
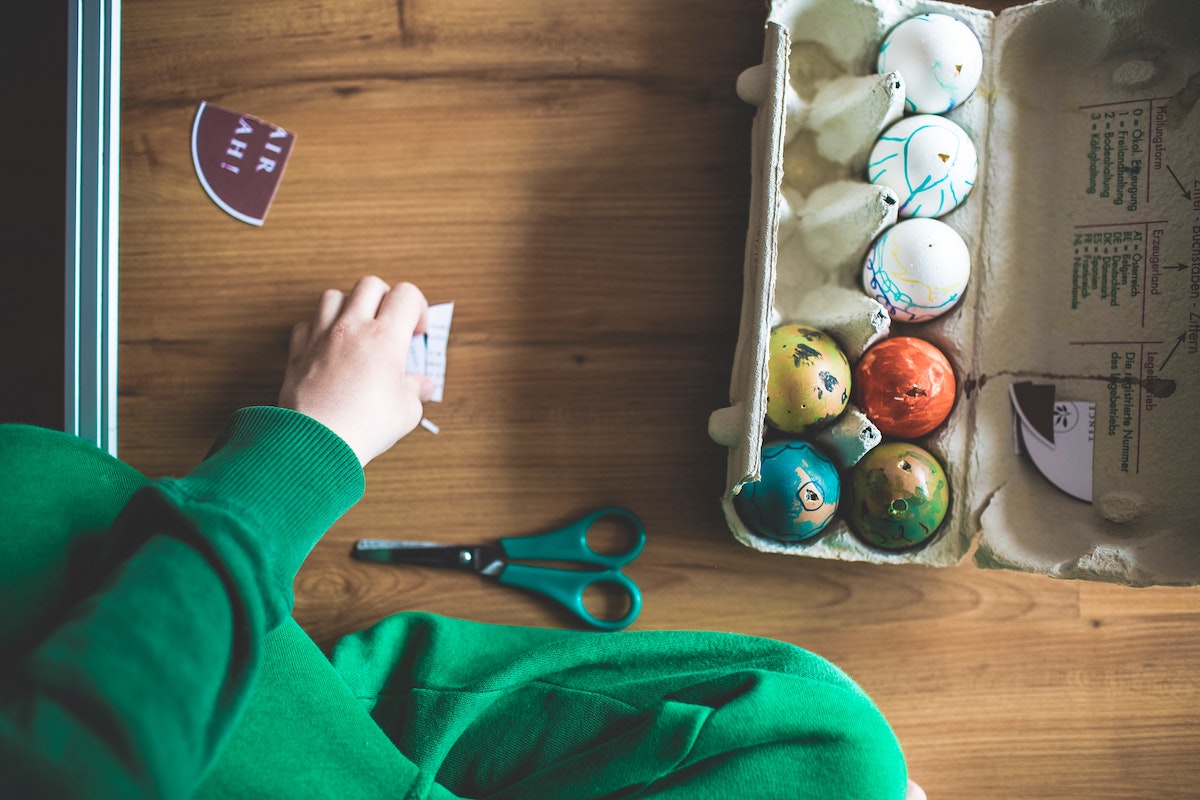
[119,2,1200,798]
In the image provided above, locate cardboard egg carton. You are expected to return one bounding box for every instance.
[709,0,1200,585]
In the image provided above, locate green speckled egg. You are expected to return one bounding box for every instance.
[765,324,851,434]
[848,442,949,551]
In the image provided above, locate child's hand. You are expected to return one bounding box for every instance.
[278,276,435,466]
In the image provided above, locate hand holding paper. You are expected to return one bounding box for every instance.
[278,277,434,465]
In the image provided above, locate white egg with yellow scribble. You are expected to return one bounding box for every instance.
[862,217,971,323]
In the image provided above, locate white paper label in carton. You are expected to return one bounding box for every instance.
[1009,383,1094,503]
[718,0,1200,586]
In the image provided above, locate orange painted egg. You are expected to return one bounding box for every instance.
[853,337,955,438]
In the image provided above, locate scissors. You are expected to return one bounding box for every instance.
[352,507,645,632]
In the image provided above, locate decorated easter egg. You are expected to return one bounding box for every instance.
[735,439,841,543]
[766,324,851,434]
[853,337,956,438]
[878,13,984,114]
[847,442,949,551]
[863,217,971,323]
[868,115,977,218]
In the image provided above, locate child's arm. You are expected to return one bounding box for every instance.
[0,277,427,798]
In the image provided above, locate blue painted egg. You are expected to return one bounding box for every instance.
[735,440,841,543]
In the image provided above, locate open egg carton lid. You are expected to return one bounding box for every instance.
[709,0,1200,586]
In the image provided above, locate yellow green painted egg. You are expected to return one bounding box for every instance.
[847,442,950,551]
[766,324,851,434]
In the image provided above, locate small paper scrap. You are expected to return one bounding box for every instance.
[191,102,296,226]
[408,302,454,432]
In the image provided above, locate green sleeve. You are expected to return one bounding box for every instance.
[0,407,364,798]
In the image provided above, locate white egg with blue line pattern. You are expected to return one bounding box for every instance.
[868,115,977,218]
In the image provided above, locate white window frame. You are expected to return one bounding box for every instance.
[66,0,121,455]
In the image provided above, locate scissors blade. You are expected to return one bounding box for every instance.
[352,540,506,573]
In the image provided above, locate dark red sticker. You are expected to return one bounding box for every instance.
[191,102,296,226]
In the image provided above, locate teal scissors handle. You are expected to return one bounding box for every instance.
[499,507,645,567]
[498,564,642,632]
[497,507,646,632]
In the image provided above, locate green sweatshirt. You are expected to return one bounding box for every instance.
[0,407,908,800]
[0,407,363,797]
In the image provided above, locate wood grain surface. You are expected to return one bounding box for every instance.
[119,2,1200,798]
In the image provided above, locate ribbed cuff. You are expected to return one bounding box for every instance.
[162,406,364,591]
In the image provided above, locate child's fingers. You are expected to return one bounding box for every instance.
[413,303,430,337]
[342,275,391,321]
[378,281,429,339]
[417,375,436,403]
[313,289,346,333]
[289,321,311,355]
[315,289,346,328]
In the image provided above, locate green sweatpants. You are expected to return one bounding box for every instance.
[0,425,907,799]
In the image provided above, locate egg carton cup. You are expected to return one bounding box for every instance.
[710,0,1200,585]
